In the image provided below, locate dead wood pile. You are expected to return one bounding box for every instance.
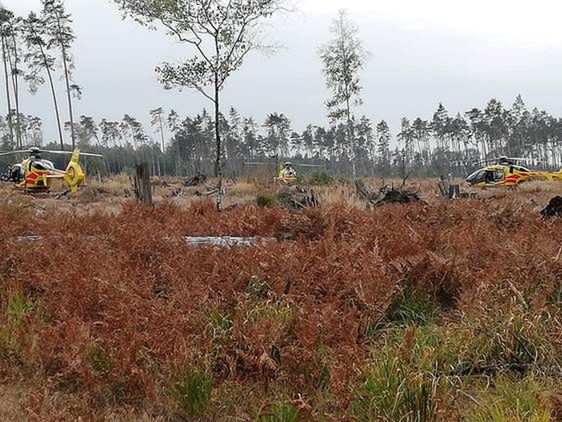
[184,173,208,187]
[355,180,422,206]
[277,186,320,209]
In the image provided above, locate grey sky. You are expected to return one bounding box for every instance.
[3,0,562,144]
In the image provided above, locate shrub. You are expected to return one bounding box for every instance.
[168,366,213,417]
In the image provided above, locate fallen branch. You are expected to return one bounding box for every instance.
[14,235,276,248]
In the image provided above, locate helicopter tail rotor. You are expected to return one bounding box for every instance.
[63,150,85,192]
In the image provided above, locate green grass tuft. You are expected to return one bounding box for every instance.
[245,275,270,301]
[466,375,552,422]
[168,366,213,417]
[385,288,439,327]
[6,292,34,328]
[86,342,113,375]
[354,354,442,421]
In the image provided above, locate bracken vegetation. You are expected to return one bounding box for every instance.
[0,193,561,420]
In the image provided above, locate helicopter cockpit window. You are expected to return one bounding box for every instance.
[467,170,486,184]
[493,170,504,182]
[32,162,48,171]
[481,170,503,183]
[30,160,55,171]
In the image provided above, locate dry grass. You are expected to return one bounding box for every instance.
[0,385,25,421]
[0,175,561,419]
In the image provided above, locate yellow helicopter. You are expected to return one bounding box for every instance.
[244,158,325,184]
[0,147,103,193]
[465,156,562,188]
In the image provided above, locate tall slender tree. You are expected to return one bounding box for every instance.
[0,8,14,147]
[22,12,64,149]
[150,107,166,152]
[0,9,23,148]
[113,0,291,210]
[42,0,80,149]
[376,120,391,176]
[319,10,368,177]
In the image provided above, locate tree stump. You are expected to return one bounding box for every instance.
[133,162,153,206]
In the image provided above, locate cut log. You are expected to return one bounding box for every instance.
[14,235,276,247]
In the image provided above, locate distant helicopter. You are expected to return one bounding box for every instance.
[463,156,562,188]
[245,157,325,184]
[0,147,103,193]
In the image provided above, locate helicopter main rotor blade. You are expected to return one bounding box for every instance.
[79,152,104,158]
[0,150,33,157]
[39,150,74,155]
[41,150,104,158]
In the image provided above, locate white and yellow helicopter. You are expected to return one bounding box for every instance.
[0,147,103,193]
[463,156,562,188]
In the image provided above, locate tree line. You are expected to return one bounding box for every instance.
[1,94,561,178]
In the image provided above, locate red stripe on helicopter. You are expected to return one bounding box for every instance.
[25,173,39,184]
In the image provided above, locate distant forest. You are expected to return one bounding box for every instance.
[2,96,561,178]
[1,2,561,178]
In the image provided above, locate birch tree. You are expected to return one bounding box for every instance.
[319,10,367,178]
[113,0,291,210]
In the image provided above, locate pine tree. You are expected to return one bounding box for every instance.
[42,0,80,149]
[22,11,64,149]
[376,120,391,176]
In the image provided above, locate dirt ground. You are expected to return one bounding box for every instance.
[1,174,560,214]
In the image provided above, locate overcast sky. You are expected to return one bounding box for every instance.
[3,0,562,143]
